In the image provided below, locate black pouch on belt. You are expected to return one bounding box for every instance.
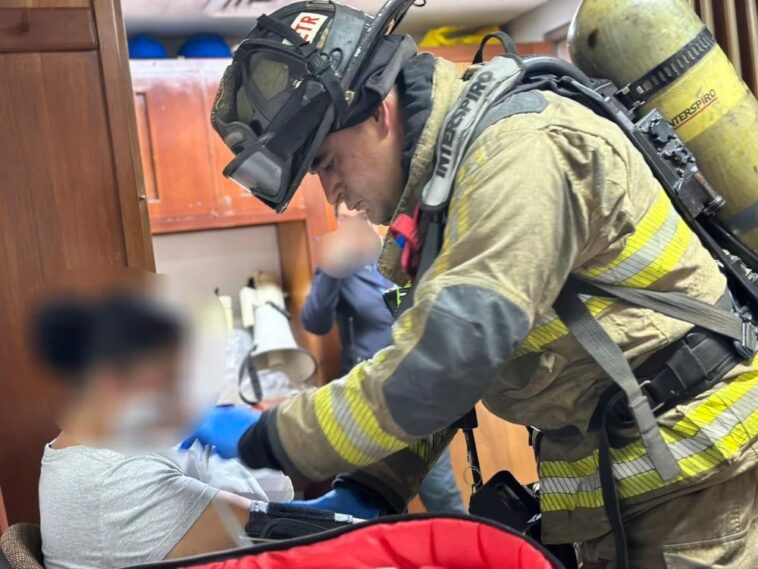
[606,320,743,441]
[468,470,540,534]
[245,502,354,541]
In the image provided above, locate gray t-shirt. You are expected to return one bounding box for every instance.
[39,444,218,569]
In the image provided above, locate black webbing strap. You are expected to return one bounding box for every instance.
[256,15,350,122]
[258,15,308,43]
[415,214,446,282]
[553,282,682,569]
[238,351,263,405]
[620,27,716,105]
[571,278,756,351]
[597,391,630,569]
[552,276,756,569]
[553,283,681,481]
[472,31,518,64]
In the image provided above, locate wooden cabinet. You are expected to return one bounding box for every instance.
[131,59,307,234]
[0,0,153,523]
[132,67,219,229]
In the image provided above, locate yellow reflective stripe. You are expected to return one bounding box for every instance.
[539,452,599,479]
[539,366,758,513]
[541,435,754,512]
[669,365,757,438]
[518,194,694,357]
[608,440,649,463]
[394,310,415,340]
[581,191,671,280]
[618,217,692,289]
[314,383,373,466]
[540,490,604,511]
[410,440,433,462]
[457,199,471,237]
[517,296,614,355]
[578,190,694,289]
[314,358,408,465]
[616,407,758,499]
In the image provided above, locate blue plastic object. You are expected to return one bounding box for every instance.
[178,33,232,58]
[128,34,168,59]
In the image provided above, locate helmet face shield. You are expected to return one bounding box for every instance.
[223,142,289,201]
[211,0,418,212]
[214,42,333,209]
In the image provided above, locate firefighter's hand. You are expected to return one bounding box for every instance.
[180,405,260,459]
[290,488,381,520]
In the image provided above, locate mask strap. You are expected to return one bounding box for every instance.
[256,15,350,124]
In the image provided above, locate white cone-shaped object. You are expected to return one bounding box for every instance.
[252,303,316,385]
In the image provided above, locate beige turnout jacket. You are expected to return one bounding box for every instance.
[256,58,758,544]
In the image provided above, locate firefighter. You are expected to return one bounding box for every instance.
[183,1,758,566]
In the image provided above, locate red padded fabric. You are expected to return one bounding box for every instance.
[187,518,555,569]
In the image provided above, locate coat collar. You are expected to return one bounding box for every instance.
[377,57,464,285]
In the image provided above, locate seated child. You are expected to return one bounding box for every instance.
[33,290,292,569]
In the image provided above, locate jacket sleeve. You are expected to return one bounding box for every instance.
[301,269,341,335]
[240,126,627,507]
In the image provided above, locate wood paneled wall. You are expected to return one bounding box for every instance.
[690,0,758,96]
[0,0,153,523]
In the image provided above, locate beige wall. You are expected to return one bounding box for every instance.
[153,225,281,323]
[504,0,581,44]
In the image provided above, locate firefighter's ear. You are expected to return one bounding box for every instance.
[372,94,396,139]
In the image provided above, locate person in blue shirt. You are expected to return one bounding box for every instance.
[301,206,393,376]
[302,203,466,514]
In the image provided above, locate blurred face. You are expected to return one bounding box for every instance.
[73,347,187,452]
[99,348,184,401]
[312,93,405,225]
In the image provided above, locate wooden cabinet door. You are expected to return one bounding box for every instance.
[1,0,154,523]
[131,64,219,233]
[131,59,309,233]
[199,60,307,226]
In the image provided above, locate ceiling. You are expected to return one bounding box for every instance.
[122,0,549,38]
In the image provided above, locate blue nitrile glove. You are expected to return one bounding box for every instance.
[180,405,260,459]
[290,487,381,520]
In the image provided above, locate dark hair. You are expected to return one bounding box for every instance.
[31,291,184,379]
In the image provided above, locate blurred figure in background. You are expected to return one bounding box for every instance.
[32,286,292,569]
[302,203,392,376]
[302,203,466,514]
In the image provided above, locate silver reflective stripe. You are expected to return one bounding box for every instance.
[540,376,758,500]
[590,205,680,284]
[327,377,395,461]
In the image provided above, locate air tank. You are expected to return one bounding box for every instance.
[569,0,758,251]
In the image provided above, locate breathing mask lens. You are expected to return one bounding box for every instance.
[242,51,306,124]
[249,57,290,101]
